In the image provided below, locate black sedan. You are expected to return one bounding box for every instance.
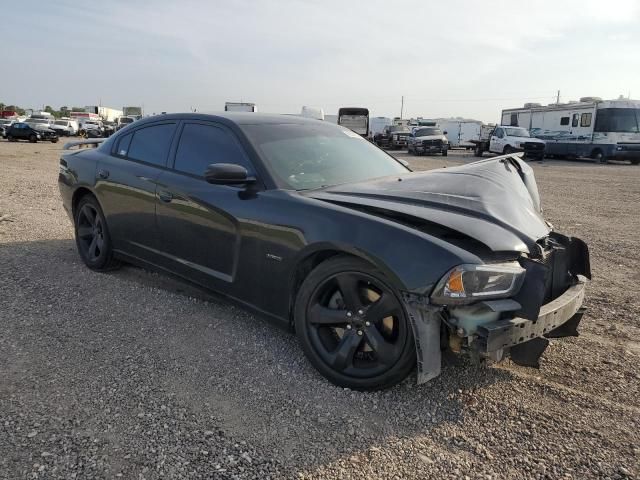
[6,122,59,143]
[58,113,590,390]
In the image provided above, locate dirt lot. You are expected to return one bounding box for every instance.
[1,139,639,479]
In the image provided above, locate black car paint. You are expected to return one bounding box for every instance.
[59,114,487,321]
[7,123,58,142]
[59,113,588,385]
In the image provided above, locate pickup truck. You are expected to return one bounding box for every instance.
[472,125,546,160]
[407,126,449,156]
[374,125,411,149]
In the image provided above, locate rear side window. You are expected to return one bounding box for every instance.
[116,133,133,157]
[510,113,518,126]
[127,123,176,167]
[560,117,570,126]
[581,113,592,127]
[174,123,253,177]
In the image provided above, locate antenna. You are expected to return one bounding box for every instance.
[556,90,560,104]
[400,96,404,119]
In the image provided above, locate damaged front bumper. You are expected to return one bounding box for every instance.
[475,280,586,367]
[404,233,590,384]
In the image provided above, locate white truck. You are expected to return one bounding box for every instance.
[501,97,640,164]
[337,107,369,137]
[225,102,257,112]
[50,119,79,136]
[470,124,546,160]
[300,106,325,120]
[369,116,393,138]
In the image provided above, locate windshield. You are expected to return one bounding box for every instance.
[242,123,409,190]
[414,128,442,136]
[0,119,11,125]
[28,118,49,124]
[120,117,134,123]
[594,108,640,133]
[504,127,530,137]
[54,120,68,126]
[388,126,409,133]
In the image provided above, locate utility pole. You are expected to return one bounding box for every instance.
[400,96,404,119]
[556,90,560,104]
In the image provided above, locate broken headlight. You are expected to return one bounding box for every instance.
[430,262,525,305]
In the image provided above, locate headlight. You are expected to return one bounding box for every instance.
[430,262,525,305]
[393,134,399,140]
[36,134,41,138]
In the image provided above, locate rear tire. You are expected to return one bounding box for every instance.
[294,256,416,390]
[591,149,607,163]
[74,195,121,271]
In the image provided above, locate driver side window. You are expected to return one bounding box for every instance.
[173,123,254,178]
[495,128,504,138]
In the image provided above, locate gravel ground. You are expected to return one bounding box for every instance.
[1,139,639,479]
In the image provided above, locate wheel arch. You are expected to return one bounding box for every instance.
[287,244,404,327]
[71,186,99,218]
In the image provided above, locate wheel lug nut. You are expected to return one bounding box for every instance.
[365,321,370,327]
[346,312,352,317]
[358,309,364,315]
[357,330,363,336]
[346,324,352,330]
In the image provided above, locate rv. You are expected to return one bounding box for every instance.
[501,97,640,164]
[225,102,257,113]
[85,106,123,122]
[337,107,369,137]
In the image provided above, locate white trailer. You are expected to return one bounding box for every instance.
[438,119,483,149]
[369,116,393,137]
[85,106,123,122]
[501,97,640,163]
[225,102,257,112]
[300,106,324,120]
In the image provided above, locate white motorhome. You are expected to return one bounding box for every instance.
[438,119,482,149]
[501,97,640,164]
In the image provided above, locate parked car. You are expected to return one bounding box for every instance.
[0,118,15,138]
[58,113,590,390]
[50,119,79,137]
[79,120,103,136]
[102,121,117,137]
[6,122,58,143]
[24,117,54,131]
[407,126,449,156]
[374,125,411,149]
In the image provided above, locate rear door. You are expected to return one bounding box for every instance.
[154,121,260,296]
[95,121,178,263]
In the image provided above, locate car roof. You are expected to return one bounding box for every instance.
[131,112,324,128]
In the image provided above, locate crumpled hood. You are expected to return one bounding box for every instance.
[306,155,550,255]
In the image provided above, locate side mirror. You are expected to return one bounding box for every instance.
[443,131,448,135]
[204,163,255,185]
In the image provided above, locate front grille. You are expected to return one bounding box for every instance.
[523,142,544,152]
[422,139,443,147]
[539,237,572,302]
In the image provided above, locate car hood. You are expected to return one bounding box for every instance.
[306,155,550,255]
[511,136,545,144]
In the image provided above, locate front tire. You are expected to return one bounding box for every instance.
[442,148,448,156]
[74,196,120,271]
[29,134,37,143]
[503,145,514,155]
[294,256,415,390]
[591,149,607,163]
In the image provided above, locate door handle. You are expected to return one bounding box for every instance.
[98,169,109,179]
[158,190,173,203]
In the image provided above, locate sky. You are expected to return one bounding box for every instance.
[2,0,639,122]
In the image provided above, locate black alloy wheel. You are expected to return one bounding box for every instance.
[29,134,37,143]
[295,257,415,390]
[74,196,120,271]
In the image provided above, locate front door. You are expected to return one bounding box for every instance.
[490,127,505,153]
[154,121,261,297]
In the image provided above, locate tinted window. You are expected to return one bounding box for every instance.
[594,108,640,133]
[495,128,504,138]
[560,117,570,126]
[581,112,592,127]
[116,132,133,157]
[174,123,252,177]
[127,123,176,166]
[572,113,579,127]
[510,113,518,126]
